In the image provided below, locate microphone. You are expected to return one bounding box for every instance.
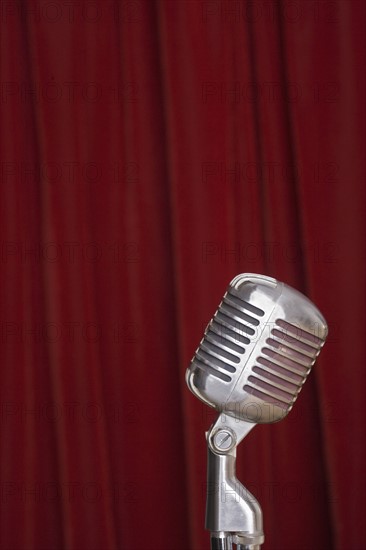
[186,273,328,550]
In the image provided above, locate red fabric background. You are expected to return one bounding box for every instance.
[0,1,365,549]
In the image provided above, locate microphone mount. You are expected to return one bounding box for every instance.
[205,413,264,550]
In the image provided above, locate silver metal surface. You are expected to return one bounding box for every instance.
[186,273,328,549]
[210,533,233,550]
[186,273,328,424]
[211,428,236,452]
[205,444,264,545]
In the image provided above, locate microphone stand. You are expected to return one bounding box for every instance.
[205,413,264,550]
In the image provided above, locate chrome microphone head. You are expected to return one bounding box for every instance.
[186,273,328,424]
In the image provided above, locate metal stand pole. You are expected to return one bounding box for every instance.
[211,534,233,550]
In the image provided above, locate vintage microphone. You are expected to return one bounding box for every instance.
[186,273,328,550]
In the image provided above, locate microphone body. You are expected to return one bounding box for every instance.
[186,274,328,550]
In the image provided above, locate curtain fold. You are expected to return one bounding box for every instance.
[0,1,364,549]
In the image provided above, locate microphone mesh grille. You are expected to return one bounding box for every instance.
[244,319,325,411]
[193,288,265,383]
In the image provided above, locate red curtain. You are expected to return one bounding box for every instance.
[0,1,365,549]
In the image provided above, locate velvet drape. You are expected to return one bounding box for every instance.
[0,1,365,549]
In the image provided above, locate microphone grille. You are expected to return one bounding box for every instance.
[193,287,266,383]
[187,273,328,421]
[244,319,326,412]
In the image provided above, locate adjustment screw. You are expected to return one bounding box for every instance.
[212,429,235,452]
